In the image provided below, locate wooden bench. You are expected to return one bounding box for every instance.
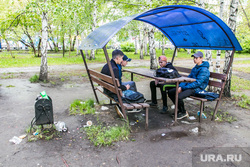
[175,66,227,122]
[88,69,150,130]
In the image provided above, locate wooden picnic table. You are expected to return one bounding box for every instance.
[123,68,196,124]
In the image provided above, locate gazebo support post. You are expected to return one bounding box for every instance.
[80,50,99,104]
[171,47,177,64]
[212,49,235,121]
[102,46,127,119]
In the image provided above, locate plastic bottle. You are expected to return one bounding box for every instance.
[197,111,207,119]
[40,91,49,100]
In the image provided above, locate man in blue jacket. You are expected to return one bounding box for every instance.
[168,51,210,119]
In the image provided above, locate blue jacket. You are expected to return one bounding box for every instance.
[117,64,122,84]
[179,61,210,93]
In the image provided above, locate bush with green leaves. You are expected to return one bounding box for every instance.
[29,74,39,83]
[70,99,95,115]
[120,42,135,52]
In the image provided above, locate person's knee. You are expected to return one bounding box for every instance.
[150,81,155,87]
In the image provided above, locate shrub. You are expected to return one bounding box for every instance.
[120,42,135,52]
[29,74,39,83]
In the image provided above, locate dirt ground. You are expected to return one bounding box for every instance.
[0,60,250,167]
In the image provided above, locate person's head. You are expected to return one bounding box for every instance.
[112,49,124,64]
[158,55,167,68]
[191,51,203,65]
[121,55,131,67]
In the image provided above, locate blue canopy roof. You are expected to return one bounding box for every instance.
[79,5,242,51]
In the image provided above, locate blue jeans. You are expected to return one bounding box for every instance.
[122,81,137,92]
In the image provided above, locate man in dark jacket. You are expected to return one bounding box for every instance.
[150,55,177,114]
[101,49,130,97]
[168,51,210,119]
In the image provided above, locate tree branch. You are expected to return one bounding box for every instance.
[239,0,250,29]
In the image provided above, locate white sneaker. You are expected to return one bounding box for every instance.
[115,105,124,118]
[127,109,141,113]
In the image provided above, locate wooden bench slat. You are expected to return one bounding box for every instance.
[91,76,118,94]
[123,103,135,110]
[138,103,150,108]
[89,69,120,87]
[130,103,143,109]
[208,80,223,88]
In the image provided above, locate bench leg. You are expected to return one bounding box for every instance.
[145,107,148,131]
[199,101,204,123]
[212,100,220,121]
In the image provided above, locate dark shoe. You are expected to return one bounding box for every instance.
[177,112,189,120]
[159,106,168,114]
[149,102,157,107]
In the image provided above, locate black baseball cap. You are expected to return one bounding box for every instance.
[123,55,131,61]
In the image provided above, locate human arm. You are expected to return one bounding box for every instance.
[180,68,210,91]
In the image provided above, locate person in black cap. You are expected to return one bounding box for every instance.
[117,55,137,92]
[168,51,210,119]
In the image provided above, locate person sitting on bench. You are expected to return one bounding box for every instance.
[150,55,177,114]
[101,49,130,97]
[117,55,137,92]
[168,51,210,119]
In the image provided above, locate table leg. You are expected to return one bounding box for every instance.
[174,82,179,124]
[131,73,134,81]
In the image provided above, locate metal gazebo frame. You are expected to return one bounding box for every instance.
[78,5,242,119]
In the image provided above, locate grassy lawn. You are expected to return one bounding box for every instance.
[1,49,249,68]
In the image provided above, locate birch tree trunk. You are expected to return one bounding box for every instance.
[216,0,224,73]
[143,23,148,56]
[161,35,165,55]
[39,9,48,82]
[198,0,213,72]
[139,28,144,59]
[223,0,239,97]
[134,35,138,54]
[5,38,14,58]
[90,0,97,60]
[148,26,157,69]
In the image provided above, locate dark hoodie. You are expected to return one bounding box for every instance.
[179,61,210,93]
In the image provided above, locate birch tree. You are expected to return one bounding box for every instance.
[223,0,239,97]
[90,0,97,60]
[148,25,157,69]
[143,23,148,56]
[134,35,138,54]
[139,25,144,59]
[216,0,225,73]
[39,1,48,81]
[161,34,165,55]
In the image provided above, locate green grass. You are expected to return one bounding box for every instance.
[232,94,250,109]
[1,49,249,68]
[69,99,95,115]
[83,123,130,147]
[231,75,250,92]
[26,124,60,142]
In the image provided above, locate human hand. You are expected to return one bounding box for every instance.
[155,79,159,86]
[126,84,130,90]
[178,87,182,93]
